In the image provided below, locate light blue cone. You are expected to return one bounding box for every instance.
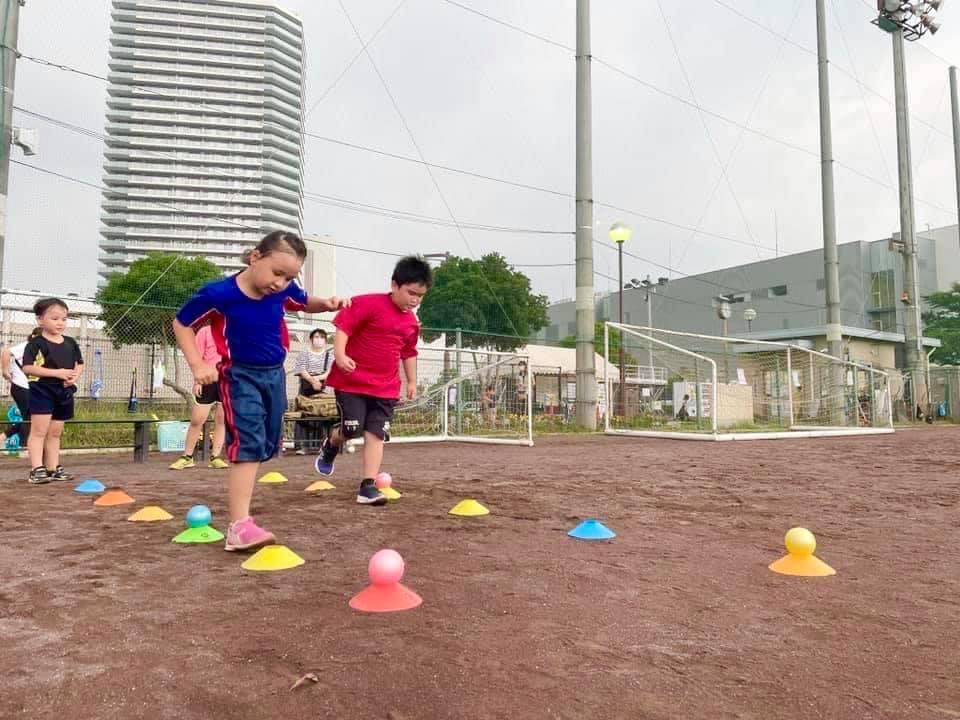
[568,518,616,540]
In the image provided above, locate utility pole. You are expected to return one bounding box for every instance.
[815,0,843,362]
[872,1,944,420]
[951,66,960,240]
[892,27,926,418]
[0,0,23,289]
[574,0,597,429]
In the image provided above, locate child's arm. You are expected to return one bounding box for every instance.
[173,320,218,385]
[333,329,356,373]
[402,357,417,401]
[303,295,350,314]
[22,341,72,381]
[21,364,71,381]
[1,347,12,383]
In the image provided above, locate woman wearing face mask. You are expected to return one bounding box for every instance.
[292,328,333,454]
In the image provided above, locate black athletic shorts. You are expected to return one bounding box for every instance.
[335,390,396,441]
[195,382,220,406]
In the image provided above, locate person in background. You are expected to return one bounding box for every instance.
[0,332,35,452]
[169,324,229,470]
[291,328,333,454]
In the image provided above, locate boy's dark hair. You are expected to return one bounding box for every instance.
[242,230,308,265]
[392,255,433,288]
[34,297,69,318]
[309,328,327,340]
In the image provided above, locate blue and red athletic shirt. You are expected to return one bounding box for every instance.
[176,275,308,367]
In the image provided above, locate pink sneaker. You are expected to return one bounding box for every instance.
[224,517,276,552]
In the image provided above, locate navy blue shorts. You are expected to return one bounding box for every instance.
[219,363,286,463]
[29,382,76,421]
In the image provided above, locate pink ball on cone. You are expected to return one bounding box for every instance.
[368,549,404,586]
[374,472,392,489]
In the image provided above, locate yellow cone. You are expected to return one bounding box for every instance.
[258,471,288,484]
[769,527,836,577]
[241,544,305,572]
[304,480,335,492]
[380,487,402,501]
[127,506,173,522]
[449,498,489,517]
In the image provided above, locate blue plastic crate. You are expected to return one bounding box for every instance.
[157,421,189,453]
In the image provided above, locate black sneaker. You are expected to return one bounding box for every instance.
[315,440,338,476]
[356,479,387,506]
[28,467,51,484]
[49,466,73,482]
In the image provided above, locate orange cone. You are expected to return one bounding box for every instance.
[94,488,135,506]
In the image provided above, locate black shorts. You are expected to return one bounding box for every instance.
[29,382,76,421]
[195,382,220,406]
[335,391,396,441]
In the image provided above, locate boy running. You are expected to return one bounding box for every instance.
[316,255,432,505]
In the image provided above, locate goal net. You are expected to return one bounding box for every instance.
[603,323,893,441]
[388,348,533,446]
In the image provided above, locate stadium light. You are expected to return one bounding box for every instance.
[874,0,945,39]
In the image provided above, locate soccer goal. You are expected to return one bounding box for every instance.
[388,348,534,447]
[603,323,893,441]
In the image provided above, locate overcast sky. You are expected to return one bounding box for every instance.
[7,0,960,304]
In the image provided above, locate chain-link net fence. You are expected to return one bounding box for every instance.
[604,323,893,439]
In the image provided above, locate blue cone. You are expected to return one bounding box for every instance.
[75,479,106,494]
[568,518,616,540]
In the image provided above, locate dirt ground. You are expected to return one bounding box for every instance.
[1,427,959,720]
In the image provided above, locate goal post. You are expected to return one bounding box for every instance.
[390,348,534,446]
[604,322,893,441]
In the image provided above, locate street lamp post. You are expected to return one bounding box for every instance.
[609,222,631,415]
[744,308,757,334]
[871,0,945,420]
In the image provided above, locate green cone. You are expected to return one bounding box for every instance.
[172,525,224,544]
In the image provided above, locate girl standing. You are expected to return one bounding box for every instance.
[21,298,84,484]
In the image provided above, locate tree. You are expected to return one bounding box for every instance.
[560,321,638,364]
[96,253,223,398]
[419,253,549,352]
[923,283,960,365]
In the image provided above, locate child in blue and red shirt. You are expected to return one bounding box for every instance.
[173,231,348,551]
[316,255,432,505]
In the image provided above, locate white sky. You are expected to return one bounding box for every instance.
[6,0,960,304]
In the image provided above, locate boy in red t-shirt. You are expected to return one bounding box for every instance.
[316,256,432,505]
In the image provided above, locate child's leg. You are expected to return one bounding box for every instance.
[227,461,259,522]
[44,420,65,469]
[28,413,51,469]
[212,403,226,457]
[184,401,211,455]
[362,432,385,478]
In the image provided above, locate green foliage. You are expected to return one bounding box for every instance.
[923,282,960,365]
[96,253,223,347]
[418,254,549,352]
[560,321,638,364]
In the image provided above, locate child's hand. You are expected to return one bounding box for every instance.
[56,368,74,381]
[405,385,417,401]
[191,362,218,386]
[325,295,351,311]
[336,354,356,373]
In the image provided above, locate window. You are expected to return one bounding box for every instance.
[816,278,825,291]
[870,270,895,309]
[566,321,577,337]
[546,325,559,341]
[768,285,788,298]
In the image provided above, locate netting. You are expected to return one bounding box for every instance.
[604,323,893,440]
[391,348,533,446]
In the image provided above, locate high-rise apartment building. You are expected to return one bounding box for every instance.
[99,0,305,280]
